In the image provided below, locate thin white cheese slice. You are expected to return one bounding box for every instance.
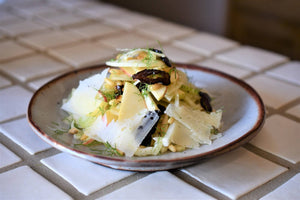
[165,103,222,145]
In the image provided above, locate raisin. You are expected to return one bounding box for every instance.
[199,91,212,112]
[149,48,163,54]
[160,56,172,67]
[115,85,124,97]
[132,69,170,85]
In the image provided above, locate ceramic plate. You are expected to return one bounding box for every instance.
[28,64,265,171]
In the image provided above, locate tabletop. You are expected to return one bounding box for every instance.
[0,0,300,200]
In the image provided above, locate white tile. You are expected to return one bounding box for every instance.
[104,11,158,30]
[41,153,134,195]
[246,75,300,108]
[137,20,194,42]
[267,61,300,86]
[0,75,12,88]
[0,166,73,200]
[0,143,21,168]
[0,118,52,155]
[67,22,120,39]
[78,3,126,19]
[260,173,300,200]
[28,74,60,91]
[0,19,50,36]
[38,11,89,27]
[182,148,287,199]
[0,54,71,82]
[0,11,22,25]
[250,115,300,164]
[12,3,60,18]
[98,171,216,200]
[49,42,115,68]
[0,40,33,62]
[286,104,300,118]
[0,31,6,39]
[19,29,84,51]
[0,0,37,7]
[215,46,288,71]
[174,32,238,56]
[98,32,157,49]
[197,59,252,79]
[161,44,204,63]
[51,0,100,10]
[0,86,32,122]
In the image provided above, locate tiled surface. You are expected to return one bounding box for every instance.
[250,115,300,164]
[0,40,34,62]
[0,143,21,168]
[162,44,204,63]
[174,32,239,56]
[98,171,216,200]
[98,32,157,49]
[66,22,121,39]
[78,3,126,19]
[27,74,59,90]
[246,75,300,109]
[0,11,22,25]
[137,20,194,42]
[0,54,71,82]
[267,61,300,86]
[104,11,158,30]
[11,2,60,18]
[215,46,289,71]
[183,148,287,199]
[286,104,300,119]
[19,29,84,51]
[0,118,52,155]
[0,75,12,88]
[0,86,32,122]
[49,42,115,68]
[0,166,73,200]
[197,59,252,79]
[260,173,300,200]
[37,11,89,27]
[0,19,50,36]
[1,1,300,200]
[41,153,134,196]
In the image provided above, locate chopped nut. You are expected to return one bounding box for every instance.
[150,83,163,90]
[109,99,118,106]
[68,128,78,135]
[175,144,185,152]
[80,134,88,141]
[160,146,168,154]
[116,149,124,156]
[167,117,175,124]
[168,144,176,152]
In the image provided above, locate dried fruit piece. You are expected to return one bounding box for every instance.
[198,91,212,112]
[132,69,171,85]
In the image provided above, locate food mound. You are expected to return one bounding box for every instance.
[61,48,222,157]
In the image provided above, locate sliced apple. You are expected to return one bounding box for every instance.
[148,84,167,101]
[143,93,158,111]
[120,67,146,76]
[108,69,132,81]
[118,82,147,121]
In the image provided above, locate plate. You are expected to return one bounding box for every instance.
[27,63,265,171]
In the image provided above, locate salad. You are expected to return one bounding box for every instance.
[61,48,222,157]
